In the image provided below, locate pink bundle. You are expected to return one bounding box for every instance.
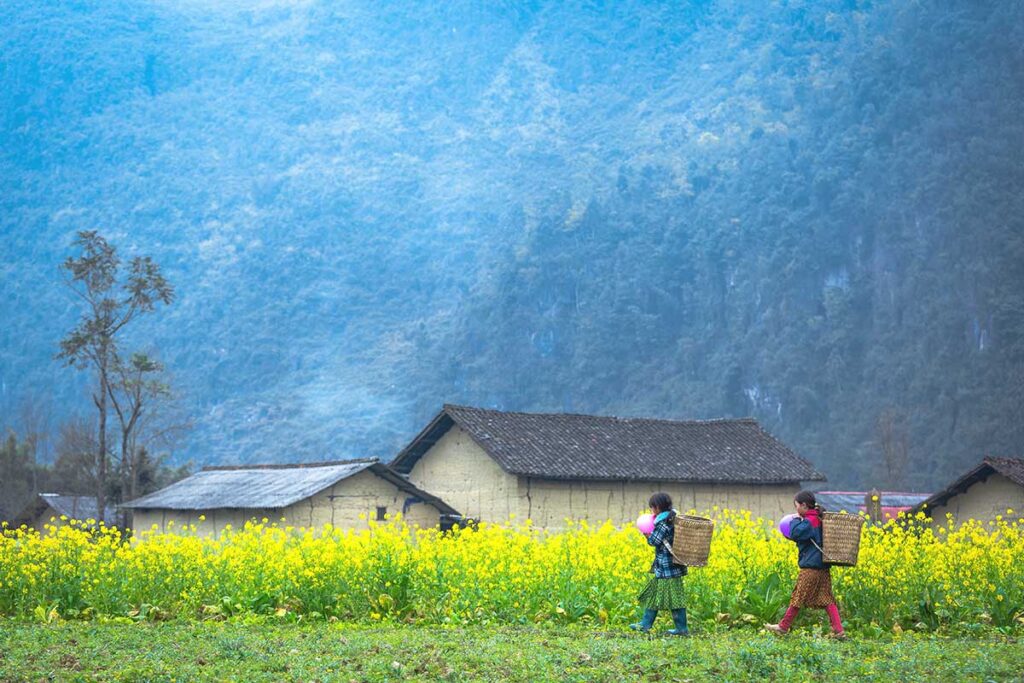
[636,513,655,536]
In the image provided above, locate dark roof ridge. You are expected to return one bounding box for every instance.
[982,456,1024,485]
[443,403,758,426]
[388,404,824,483]
[202,457,379,472]
[983,455,1024,466]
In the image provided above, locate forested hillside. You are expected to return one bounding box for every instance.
[2,0,1021,489]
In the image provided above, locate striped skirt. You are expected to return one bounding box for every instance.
[638,576,686,610]
[789,568,836,608]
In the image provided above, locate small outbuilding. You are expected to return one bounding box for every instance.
[813,491,931,521]
[9,493,116,536]
[912,457,1024,528]
[121,458,459,536]
[390,405,825,527]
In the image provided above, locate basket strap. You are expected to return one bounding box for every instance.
[663,540,684,563]
[810,538,824,555]
[663,540,691,567]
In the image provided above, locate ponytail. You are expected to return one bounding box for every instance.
[794,490,826,512]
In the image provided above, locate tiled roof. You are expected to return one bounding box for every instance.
[121,459,458,514]
[985,457,1024,486]
[391,405,825,484]
[914,457,1024,513]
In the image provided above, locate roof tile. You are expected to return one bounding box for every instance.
[394,405,824,484]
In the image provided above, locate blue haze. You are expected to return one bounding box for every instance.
[1,1,1022,488]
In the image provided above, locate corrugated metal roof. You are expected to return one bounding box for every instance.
[41,494,117,523]
[814,491,931,512]
[121,459,378,510]
[392,404,825,484]
[10,494,116,526]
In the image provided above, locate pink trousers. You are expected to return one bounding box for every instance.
[779,604,844,633]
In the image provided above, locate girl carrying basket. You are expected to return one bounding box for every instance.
[765,490,847,639]
[630,492,689,636]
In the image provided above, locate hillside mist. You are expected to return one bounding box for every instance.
[2,1,1022,489]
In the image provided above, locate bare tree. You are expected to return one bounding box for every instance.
[52,417,101,496]
[17,393,54,494]
[129,393,192,497]
[876,408,910,489]
[107,351,191,518]
[108,352,167,505]
[0,431,35,520]
[56,231,174,517]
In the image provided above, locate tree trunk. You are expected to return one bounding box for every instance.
[120,431,131,529]
[130,448,140,500]
[96,353,108,522]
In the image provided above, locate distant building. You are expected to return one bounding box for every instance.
[121,458,458,536]
[9,493,116,536]
[912,457,1024,528]
[390,405,825,527]
[813,491,931,521]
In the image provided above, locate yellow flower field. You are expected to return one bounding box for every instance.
[1,510,1022,631]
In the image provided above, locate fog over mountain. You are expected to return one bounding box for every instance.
[2,1,1022,489]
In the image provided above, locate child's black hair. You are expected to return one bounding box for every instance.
[648,492,673,513]
[794,490,825,512]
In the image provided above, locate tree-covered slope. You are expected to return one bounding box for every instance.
[1,0,1021,488]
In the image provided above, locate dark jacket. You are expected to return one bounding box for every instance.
[789,515,826,569]
[647,510,687,579]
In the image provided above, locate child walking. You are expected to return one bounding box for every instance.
[765,490,847,639]
[630,492,689,636]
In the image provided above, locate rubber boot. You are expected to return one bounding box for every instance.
[630,609,658,632]
[667,608,689,636]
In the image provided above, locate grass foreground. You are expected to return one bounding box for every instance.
[1,622,1021,682]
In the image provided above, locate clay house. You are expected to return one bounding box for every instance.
[912,457,1024,529]
[389,405,825,527]
[9,493,116,536]
[120,458,458,536]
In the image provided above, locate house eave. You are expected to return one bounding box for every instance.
[390,411,457,474]
[912,463,995,514]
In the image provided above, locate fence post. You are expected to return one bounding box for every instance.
[865,489,882,522]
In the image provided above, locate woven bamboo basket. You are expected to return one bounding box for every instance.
[670,514,714,568]
[820,512,865,567]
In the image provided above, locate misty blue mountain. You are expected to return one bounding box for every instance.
[1,1,1022,489]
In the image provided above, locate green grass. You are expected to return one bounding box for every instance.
[0,622,1020,682]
